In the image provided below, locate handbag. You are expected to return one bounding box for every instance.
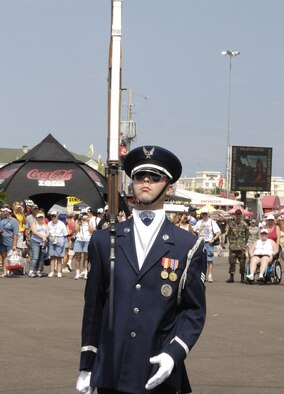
[211,220,220,246]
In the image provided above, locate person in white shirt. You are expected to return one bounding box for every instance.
[47,210,68,278]
[73,211,91,280]
[247,228,278,282]
[193,209,221,283]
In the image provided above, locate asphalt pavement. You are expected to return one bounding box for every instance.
[1,255,284,394]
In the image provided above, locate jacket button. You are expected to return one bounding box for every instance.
[130,331,136,338]
[133,307,140,314]
[135,284,141,290]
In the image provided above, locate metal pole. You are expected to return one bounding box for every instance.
[222,50,240,199]
[127,88,133,122]
[226,56,232,199]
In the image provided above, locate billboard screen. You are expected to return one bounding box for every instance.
[231,146,272,192]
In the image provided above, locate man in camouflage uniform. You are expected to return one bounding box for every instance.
[226,209,249,283]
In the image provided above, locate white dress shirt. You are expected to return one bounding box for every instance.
[133,209,166,269]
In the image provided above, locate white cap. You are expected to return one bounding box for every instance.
[36,212,45,218]
[97,208,104,214]
[267,214,275,220]
[260,228,268,234]
[104,205,109,211]
[50,210,58,216]
[1,207,11,213]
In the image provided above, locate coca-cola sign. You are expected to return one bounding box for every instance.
[27,169,74,187]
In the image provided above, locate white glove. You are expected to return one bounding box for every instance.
[76,371,92,393]
[145,352,174,390]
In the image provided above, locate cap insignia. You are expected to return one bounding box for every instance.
[143,146,155,159]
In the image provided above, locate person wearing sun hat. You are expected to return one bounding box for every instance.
[47,210,68,278]
[193,207,221,283]
[264,213,280,247]
[76,145,207,394]
[247,228,279,282]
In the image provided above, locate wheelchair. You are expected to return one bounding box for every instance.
[246,253,282,284]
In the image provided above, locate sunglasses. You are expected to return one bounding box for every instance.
[51,215,57,218]
[133,171,166,183]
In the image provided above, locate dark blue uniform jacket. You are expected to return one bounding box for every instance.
[80,217,206,393]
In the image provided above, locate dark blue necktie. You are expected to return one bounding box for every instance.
[139,211,155,226]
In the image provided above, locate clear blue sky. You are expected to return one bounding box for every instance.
[0,1,283,178]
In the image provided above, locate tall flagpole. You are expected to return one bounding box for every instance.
[107,0,122,330]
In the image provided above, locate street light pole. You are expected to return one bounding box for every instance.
[221,50,240,199]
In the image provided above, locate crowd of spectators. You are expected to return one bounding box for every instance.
[0,202,112,279]
[170,209,284,284]
[1,201,284,284]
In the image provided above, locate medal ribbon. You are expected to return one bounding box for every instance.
[162,257,170,270]
[170,259,179,271]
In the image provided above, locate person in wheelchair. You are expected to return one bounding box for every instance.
[246,228,279,282]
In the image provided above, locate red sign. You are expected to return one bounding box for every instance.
[120,146,127,157]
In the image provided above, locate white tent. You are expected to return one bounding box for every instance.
[174,189,243,207]
[164,203,189,213]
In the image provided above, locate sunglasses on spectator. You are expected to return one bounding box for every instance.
[133,171,166,183]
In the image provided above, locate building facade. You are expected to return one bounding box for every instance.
[177,171,284,198]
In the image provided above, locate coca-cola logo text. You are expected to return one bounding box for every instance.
[27,169,73,181]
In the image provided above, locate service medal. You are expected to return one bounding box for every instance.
[169,271,178,282]
[161,270,169,279]
[169,259,179,282]
[161,284,173,297]
[161,257,170,280]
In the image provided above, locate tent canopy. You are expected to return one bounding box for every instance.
[196,204,217,215]
[228,205,254,217]
[0,134,107,212]
[174,189,244,207]
[261,195,281,211]
[164,203,189,213]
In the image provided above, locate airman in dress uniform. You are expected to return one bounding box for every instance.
[76,146,207,394]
